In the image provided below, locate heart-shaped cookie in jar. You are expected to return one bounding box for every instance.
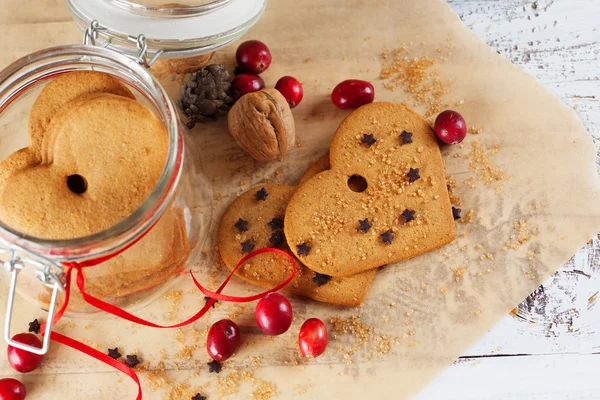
[0,93,167,239]
[285,102,456,277]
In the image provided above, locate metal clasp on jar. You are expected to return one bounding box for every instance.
[1,244,64,355]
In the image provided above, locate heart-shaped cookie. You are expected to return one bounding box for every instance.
[218,180,376,307]
[29,71,134,157]
[0,72,134,186]
[285,102,456,277]
[0,93,167,239]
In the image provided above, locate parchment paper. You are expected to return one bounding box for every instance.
[1,0,600,399]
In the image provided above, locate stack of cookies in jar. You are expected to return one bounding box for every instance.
[0,71,189,311]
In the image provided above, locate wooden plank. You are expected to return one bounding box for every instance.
[417,353,600,400]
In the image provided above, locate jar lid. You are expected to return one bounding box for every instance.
[65,0,266,60]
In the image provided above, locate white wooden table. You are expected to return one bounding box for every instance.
[419,1,600,398]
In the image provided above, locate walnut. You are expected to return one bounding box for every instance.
[227,89,295,162]
[151,53,214,75]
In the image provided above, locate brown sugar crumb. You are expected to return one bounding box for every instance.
[469,126,483,135]
[305,57,313,63]
[452,266,466,281]
[329,314,398,363]
[459,210,474,223]
[466,141,506,191]
[504,220,537,250]
[445,176,461,206]
[440,286,448,294]
[296,139,302,147]
[214,358,277,400]
[380,42,454,117]
[253,381,280,400]
[164,290,183,322]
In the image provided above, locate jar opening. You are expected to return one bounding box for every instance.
[0,45,183,263]
[107,0,231,18]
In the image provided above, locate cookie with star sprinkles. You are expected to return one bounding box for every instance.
[218,182,376,307]
[284,102,456,277]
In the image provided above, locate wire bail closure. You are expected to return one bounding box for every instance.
[2,245,64,355]
[83,20,162,68]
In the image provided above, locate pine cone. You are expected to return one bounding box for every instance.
[177,64,234,128]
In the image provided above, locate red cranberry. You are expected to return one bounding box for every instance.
[207,319,241,362]
[275,76,303,109]
[0,378,26,400]
[434,110,467,144]
[331,80,375,110]
[298,318,328,358]
[231,73,265,100]
[7,333,43,373]
[255,293,293,336]
[236,40,272,74]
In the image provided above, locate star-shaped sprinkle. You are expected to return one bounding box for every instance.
[108,348,122,359]
[380,230,395,245]
[256,187,269,201]
[268,217,284,230]
[407,168,420,183]
[191,394,207,400]
[208,359,222,373]
[28,319,40,334]
[361,134,376,147]
[400,131,413,144]
[358,218,372,233]
[125,355,140,368]
[234,218,249,232]
[204,296,218,308]
[297,242,312,256]
[312,273,332,287]
[401,209,416,222]
[241,239,255,254]
[269,231,284,247]
[452,206,462,220]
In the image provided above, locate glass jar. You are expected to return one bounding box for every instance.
[1,0,266,355]
[0,44,214,356]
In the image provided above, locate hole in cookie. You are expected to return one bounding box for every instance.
[67,174,88,195]
[348,175,368,193]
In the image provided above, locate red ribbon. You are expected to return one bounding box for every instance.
[41,248,296,399]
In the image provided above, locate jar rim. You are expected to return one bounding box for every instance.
[66,0,266,59]
[0,44,183,262]
[107,0,231,19]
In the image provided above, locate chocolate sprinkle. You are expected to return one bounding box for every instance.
[452,206,462,220]
[241,239,255,254]
[208,359,222,373]
[312,273,332,287]
[269,231,285,247]
[108,348,122,359]
[380,230,395,245]
[192,394,207,400]
[234,218,249,232]
[358,218,372,233]
[28,319,40,334]
[400,130,413,144]
[401,209,416,222]
[297,242,312,256]
[256,187,269,201]
[268,217,284,230]
[361,134,376,147]
[407,167,421,183]
[204,296,218,308]
[125,355,140,368]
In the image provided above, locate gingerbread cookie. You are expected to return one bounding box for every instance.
[218,184,376,306]
[0,93,167,239]
[285,103,456,277]
[298,153,329,186]
[29,71,134,157]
